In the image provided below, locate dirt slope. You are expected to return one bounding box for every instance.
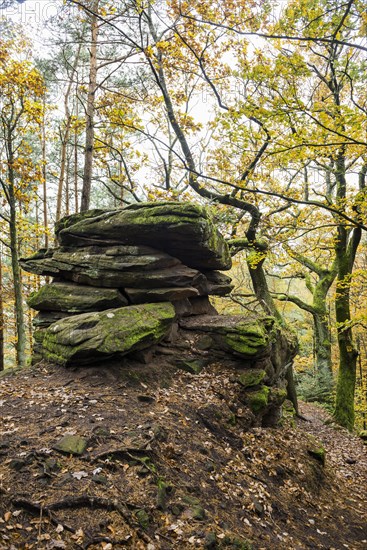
[0,362,366,549]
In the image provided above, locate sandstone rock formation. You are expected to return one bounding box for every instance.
[55,202,232,270]
[21,201,296,428]
[42,302,176,367]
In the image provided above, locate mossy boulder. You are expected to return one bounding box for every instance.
[53,435,88,456]
[238,369,266,388]
[224,323,269,356]
[180,315,275,358]
[246,386,270,413]
[54,208,111,235]
[28,281,128,313]
[307,443,326,466]
[269,387,287,404]
[55,202,232,271]
[175,358,206,374]
[182,495,206,520]
[42,302,175,366]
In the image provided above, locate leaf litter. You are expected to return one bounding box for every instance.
[0,360,366,549]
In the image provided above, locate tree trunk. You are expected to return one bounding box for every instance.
[285,362,298,414]
[247,252,282,322]
[80,0,99,212]
[7,130,27,368]
[41,104,49,249]
[333,228,360,430]
[9,197,27,367]
[313,312,332,376]
[56,43,82,221]
[0,247,4,371]
[247,251,299,413]
[333,151,361,430]
[65,155,70,216]
[56,124,71,222]
[74,99,79,213]
[334,324,358,431]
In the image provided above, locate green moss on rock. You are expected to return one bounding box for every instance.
[238,369,266,388]
[182,495,206,520]
[33,329,46,344]
[181,316,275,359]
[42,302,175,366]
[57,202,232,271]
[176,358,206,374]
[270,387,287,404]
[225,322,268,356]
[52,435,88,456]
[55,208,110,235]
[307,445,326,466]
[246,386,270,413]
[135,509,150,529]
[28,281,127,313]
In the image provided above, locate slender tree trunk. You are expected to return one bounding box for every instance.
[56,43,82,221]
[56,129,70,222]
[0,247,4,371]
[65,155,70,216]
[80,0,99,212]
[41,103,49,249]
[333,153,361,430]
[247,251,299,413]
[74,99,79,213]
[7,131,27,368]
[9,198,27,367]
[333,229,361,430]
[247,252,283,322]
[313,313,332,376]
[283,248,337,378]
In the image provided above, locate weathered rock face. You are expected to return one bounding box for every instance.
[179,315,274,358]
[22,201,296,428]
[21,246,229,296]
[28,281,128,312]
[42,302,176,366]
[55,202,232,271]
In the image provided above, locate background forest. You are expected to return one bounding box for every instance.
[0,0,366,431]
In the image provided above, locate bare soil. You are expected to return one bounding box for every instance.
[0,361,366,550]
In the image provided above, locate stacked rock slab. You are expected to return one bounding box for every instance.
[21,202,295,427]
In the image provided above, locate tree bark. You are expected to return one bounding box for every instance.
[247,251,299,414]
[333,226,361,430]
[56,43,82,221]
[80,0,99,212]
[0,246,4,371]
[333,152,361,430]
[9,192,27,367]
[313,312,332,376]
[41,103,49,249]
[7,131,27,368]
[74,98,79,213]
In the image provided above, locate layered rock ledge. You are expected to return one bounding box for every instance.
[21,201,296,427]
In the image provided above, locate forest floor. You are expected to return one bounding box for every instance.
[0,360,366,550]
